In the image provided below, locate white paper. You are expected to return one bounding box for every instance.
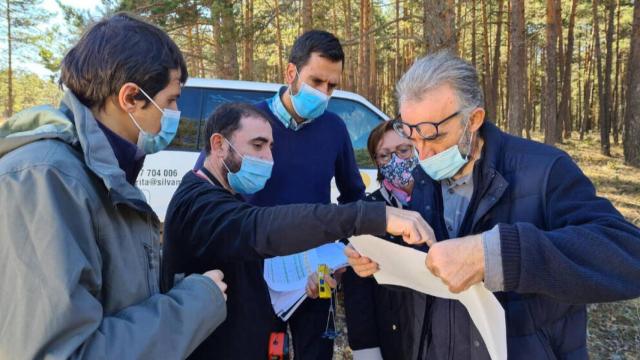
[349,235,507,360]
[264,242,348,320]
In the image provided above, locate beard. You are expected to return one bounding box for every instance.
[223,151,242,175]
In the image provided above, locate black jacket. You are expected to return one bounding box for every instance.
[161,169,386,359]
[343,186,432,360]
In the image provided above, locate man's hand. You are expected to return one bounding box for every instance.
[345,244,379,278]
[305,271,337,299]
[204,269,228,301]
[385,206,436,246]
[425,234,485,293]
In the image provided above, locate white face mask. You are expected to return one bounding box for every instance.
[417,120,475,181]
[288,67,330,120]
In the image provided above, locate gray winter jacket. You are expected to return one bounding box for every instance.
[0,91,226,359]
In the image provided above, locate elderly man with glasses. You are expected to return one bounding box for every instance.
[346,51,640,359]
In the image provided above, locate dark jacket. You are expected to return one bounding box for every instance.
[161,169,386,360]
[410,122,640,359]
[344,186,432,360]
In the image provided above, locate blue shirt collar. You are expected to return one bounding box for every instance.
[268,86,312,131]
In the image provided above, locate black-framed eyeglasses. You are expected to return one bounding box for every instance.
[392,111,460,140]
[375,144,415,165]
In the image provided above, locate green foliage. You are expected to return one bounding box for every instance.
[0,69,63,117]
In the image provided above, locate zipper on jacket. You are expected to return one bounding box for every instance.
[448,301,454,360]
[143,243,154,294]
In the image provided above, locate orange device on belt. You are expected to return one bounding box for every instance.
[268,332,289,360]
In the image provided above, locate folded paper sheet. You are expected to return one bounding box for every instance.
[264,242,348,320]
[349,235,507,360]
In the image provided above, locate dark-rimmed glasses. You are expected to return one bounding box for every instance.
[375,144,414,165]
[392,111,460,140]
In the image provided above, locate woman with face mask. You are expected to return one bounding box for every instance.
[343,121,430,360]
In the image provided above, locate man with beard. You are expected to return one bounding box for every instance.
[161,102,435,359]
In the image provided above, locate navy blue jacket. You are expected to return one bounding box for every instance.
[409,122,640,359]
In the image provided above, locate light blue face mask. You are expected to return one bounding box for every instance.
[289,68,330,120]
[223,138,274,194]
[418,121,474,181]
[128,87,181,154]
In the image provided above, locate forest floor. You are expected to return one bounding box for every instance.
[331,131,640,359]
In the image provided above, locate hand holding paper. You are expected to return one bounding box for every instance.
[348,235,507,360]
[345,244,378,277]
[426,234,486,293]
[384,206,436,245]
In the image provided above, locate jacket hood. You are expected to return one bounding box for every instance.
[1,90,155,216]
[0,104,77,157]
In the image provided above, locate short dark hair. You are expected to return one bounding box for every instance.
[288,30,344,69]
[367,120,396,182]
[59,12,188,110]
[204,102,271,155]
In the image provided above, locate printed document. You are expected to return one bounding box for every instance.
[349,235,507,360]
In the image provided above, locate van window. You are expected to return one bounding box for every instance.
[170,87,203,151]
[174,86,385,167]
[327,98,383,168]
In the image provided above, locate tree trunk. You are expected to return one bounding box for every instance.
[359,0,371,100]
[577,35,583,140]
[331,0,338,35]
[559,0,577,140]
[592,0,608,154]
[368,1,377,106]
[582,29,594,137]
[343,0,354,91]
[471,0,477,67]
[242,0,254,80]
[302,0,313,32]
[612,0,622,145]
[395,0,400,80]
[481,0,492,122]
[623,0,640,167]
[602,0,615,156]
[211,0,239,79]
[456,0,462,55]
[275,0,284,79]
[552,0,563,142]
[423,0,457,53]
[195,22,205,77]
[544,0,558,145]
[5,0,13,117]
[486,0,505,123]
[526,40,535,139]
[507,0,525,136]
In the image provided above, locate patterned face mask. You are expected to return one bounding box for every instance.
[380,153,418,188]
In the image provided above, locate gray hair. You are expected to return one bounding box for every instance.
[396,51,484,118]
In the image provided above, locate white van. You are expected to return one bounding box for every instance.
[137,78,390,221]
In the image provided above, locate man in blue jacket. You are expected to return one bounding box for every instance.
[348,51,640,359]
